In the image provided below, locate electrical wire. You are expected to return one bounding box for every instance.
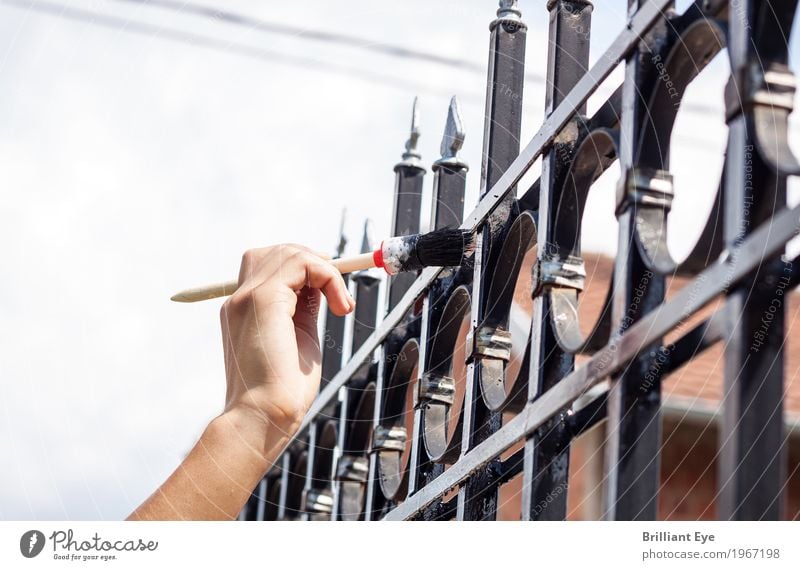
[0,0,750,131]
[0,0,485,103]
[108,0,726,117]
[112,0,507,77]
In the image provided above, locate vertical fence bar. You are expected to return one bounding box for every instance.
[321,216,349,392]
[717,0,795,520]
[303,218,360,520]
[602,0,669,521]
[387,98,426,311]
[254,478,268,521]
[321,308,347,390]
[457,0,527,520]
[408,98,468,509]
[365,101,425,519]
[521,0,592,522]
[331,224,381,520]
[350,226,381,354]
[320,307,346,436]
[300,424,318,521]
[332,389,350,521]
[276,452,291,521]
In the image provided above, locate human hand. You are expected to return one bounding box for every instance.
[219,244,355,452]
[128,244,355,521]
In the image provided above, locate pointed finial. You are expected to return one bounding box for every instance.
[402,96,421,162]
[440,96,465,161]
[335,208,348,258]
[396,97,424,171]
[360,219,375,254]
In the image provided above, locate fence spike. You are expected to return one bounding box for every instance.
[401,96,422,164]
[360,219,375,254]
[440,96,465,160]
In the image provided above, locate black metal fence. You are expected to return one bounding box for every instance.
[240,0,800,521]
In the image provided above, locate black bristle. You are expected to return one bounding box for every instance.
[399,227,475,271]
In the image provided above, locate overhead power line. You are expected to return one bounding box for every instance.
[111,0,729,117]
[0,0,483,103]
[0,0,748,135]
[113,0,516,78]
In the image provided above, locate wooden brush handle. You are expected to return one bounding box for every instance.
[171,281,239,303]
[171,252,377,303]
[330,252,374,274]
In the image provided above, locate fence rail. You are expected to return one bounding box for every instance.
[240,0,800,521]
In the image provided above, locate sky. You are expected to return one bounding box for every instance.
[0,0,798,520]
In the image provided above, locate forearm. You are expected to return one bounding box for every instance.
[127,408,290,520]
[129,245,351,521]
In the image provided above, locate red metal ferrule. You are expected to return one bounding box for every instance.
[373,243,386,272]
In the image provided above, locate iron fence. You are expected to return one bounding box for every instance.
[240,0,800,521]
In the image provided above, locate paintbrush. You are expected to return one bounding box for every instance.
[171,227,474,303]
